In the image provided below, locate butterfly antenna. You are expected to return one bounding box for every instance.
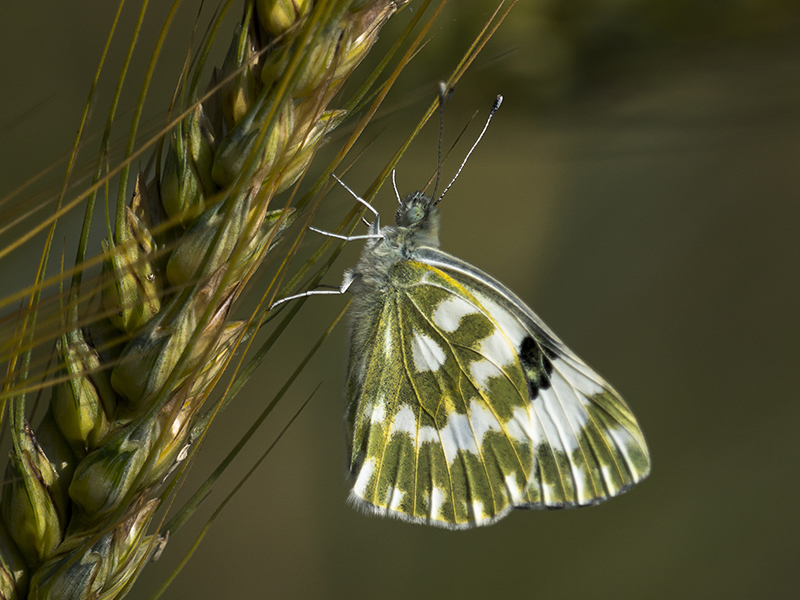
[435,94,503,206]
[431,82,449,200]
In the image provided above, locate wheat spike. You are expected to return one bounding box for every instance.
[0,1,408,598]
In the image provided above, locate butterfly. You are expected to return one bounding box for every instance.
[281,94,650,528]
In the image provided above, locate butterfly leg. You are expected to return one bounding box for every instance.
[309,174,385,241]
[331,174,381,232]
[308,227,383,242]
[270,270,358,308]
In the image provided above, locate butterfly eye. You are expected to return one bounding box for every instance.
[406,206,424,224]
[397,204,425,226]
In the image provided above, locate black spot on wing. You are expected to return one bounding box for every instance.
[518,337,537,368]
[519,335,553,398]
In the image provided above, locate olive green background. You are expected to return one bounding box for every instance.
[1,2,799,599]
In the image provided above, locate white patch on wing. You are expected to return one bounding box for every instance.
[600,463,614,486]
[411,332,446,373]
[470,359,502,389]
[541,478,560,505]
[353,457,376,499]
[387,486,404,511]
[479,328,517,367]
[533,391,577,456]
[527,357,596,461]
[430,486,446,519]
[529,413,545,451]
[610,423,640,453]
[468,400,501,444]
[553,356,604,397]
[432,295,477,332]
[370,400,386,425]
[572,462,589,501]
[470,499,486,522]
[438,412,480,461]
[391,405,417,440]
[504,474,524,504]
[548,360,591,431]
[505,406,534,444]
[383,321,393,354]
[419,426,439,444]
[603,423,643,477]
[473,293,528,348]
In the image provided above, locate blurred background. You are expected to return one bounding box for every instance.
[1,1,799,598]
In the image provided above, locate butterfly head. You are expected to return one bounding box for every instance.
[395,190,441,247]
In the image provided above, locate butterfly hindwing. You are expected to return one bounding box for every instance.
[346,260,537,528]
[415,247,651,509]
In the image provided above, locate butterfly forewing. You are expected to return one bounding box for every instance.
[412,247,651,509]
[346,260,538,528]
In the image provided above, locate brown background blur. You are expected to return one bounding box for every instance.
[1,1,799,598]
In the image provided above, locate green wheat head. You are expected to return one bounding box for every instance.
[0,1,512,597]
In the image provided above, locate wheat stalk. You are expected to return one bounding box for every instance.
[0,1,414,597]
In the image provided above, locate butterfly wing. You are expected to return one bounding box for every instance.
[414,247,651,509]
[345,248,650,528]
[346,259,537,528]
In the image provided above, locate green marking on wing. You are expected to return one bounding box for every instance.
[582,390,651,486]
